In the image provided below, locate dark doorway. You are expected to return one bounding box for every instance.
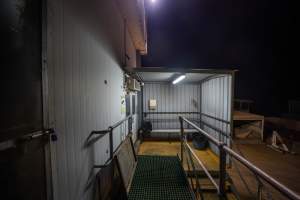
[0,0,49,199]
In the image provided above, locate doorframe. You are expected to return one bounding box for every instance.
[41,0,54,199]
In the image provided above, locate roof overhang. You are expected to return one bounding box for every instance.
[125,67,236,83]
[116,0,147,55]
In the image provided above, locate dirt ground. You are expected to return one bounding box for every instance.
[228,142,300,200]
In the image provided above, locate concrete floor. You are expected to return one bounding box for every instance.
[137,141,300,200]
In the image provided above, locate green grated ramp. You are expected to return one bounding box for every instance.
[128,155,194,200]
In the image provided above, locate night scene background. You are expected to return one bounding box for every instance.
[142,0,296,116]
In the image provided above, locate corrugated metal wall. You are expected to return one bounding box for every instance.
[130,93,139,142]
[201,75,232,154]
[47,0,138,199]
[143,83,201,129]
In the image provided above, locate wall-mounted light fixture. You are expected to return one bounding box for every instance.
[172,75,186,84]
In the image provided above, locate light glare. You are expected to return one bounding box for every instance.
[172,75,186,84]
[151,0,156,3]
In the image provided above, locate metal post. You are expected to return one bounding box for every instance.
[129,136,137,161]
[257,181,263,200]
[186,145,204,200]
[219,143,226,199]
[179,116,184,164]
[129,116,132,134]
[109,127,113,159]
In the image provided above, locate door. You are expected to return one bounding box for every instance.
[0,0,52,199]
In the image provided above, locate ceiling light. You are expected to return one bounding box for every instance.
[172,75,186,84]
[151,0,156,3]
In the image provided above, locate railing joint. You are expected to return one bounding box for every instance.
[91,130,109,135]
[93,165,107,169]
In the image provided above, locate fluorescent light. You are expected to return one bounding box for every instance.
[172,75,186,84]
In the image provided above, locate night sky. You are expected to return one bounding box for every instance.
[142,0,296,116]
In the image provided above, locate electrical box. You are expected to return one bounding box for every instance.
[127,78,141,91]
[148,99,157,110]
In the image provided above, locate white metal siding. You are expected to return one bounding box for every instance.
[143,83,201,129]
[131,94,139,142]
[201,75,232,154]
[47,0,137,199]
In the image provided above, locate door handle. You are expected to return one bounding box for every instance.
[44,128,58,142]
[26,128,57,141]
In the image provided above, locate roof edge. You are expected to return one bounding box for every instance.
[124,67,237,75]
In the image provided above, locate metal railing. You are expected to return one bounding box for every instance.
[87,116,135,194]
[143,112,201,130]
[142,111,230,132]
[91,115,133,160]
[179,116,300,200]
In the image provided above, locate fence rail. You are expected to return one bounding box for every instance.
[179,116,300,200]
[91,115,133,160]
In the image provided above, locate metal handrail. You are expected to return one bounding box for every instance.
[91,115,133,159]
[180,116,226,198]
[92,115,133,134]
[200,113,230,124]
[184,140,219,192]
[224,146,300,200]
[179,116,300,200]
[109,115,133,129]
[143,111,230,125]
[144,112,201,114]
[199,120,230,138]
[180,117,222,146]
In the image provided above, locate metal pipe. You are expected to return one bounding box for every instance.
[91,115,132,137]
[180,117,222,146]
[180,115,300,200]
[201,113,230,124]
[185,142,204,200]
[129,136,137,161]
[180,117,184,164]
[184,145,195,192]
[91,130,109,135]
[110,115,132,130]
[257,181,263,200]
[144,112,201,114]
[185,141,219,192]
[219,144,226,199]
[141,85,144,127]
[200,120,230,138]
[93,165,107,168]
[223,146,300,200]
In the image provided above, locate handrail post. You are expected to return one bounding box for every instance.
[257,181,263,200]
[129,116,132,134]
[219,143,226,199]
[179,116,184,164]
[109,126,113,160]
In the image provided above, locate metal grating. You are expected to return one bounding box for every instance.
[128,155,194,200]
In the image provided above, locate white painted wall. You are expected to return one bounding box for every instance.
[201,75,232,154]
[143,83,201,129]
[46,0,139,199]
[131,93,139,142]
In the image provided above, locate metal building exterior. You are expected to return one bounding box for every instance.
[128,68,235,154]
[2,0,299,199]
[46,0,146,200]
